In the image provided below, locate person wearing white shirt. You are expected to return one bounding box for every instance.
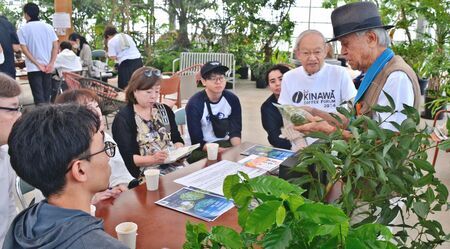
[294,2,420,135]
[278,30,356,145]
[0,44,4,64]
[54,41,82,75]
[104,25,142,89]
[0,73,22,247]
[17,3,58,105]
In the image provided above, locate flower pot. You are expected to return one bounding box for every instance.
[236,66,249,79]
[418,78,428,95]
[256,78,267,89]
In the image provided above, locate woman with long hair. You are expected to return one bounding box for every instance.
[68,33,92,77]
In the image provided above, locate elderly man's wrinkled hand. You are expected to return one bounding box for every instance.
[293,115,336,134]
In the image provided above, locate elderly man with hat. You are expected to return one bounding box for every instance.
[186,61,242,162]
[295,2,420,134]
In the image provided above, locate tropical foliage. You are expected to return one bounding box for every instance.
[294,94,450,248]
[184,172,396,249]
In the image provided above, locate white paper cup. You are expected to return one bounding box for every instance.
[115,222,138,249]
[90,204,96,216]
[206,143,219,160]
[144,169,160,191]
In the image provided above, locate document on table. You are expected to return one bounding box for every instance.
[174,160,266,196]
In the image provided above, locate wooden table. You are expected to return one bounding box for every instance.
[96,142,255,249]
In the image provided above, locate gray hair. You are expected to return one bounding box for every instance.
[355,28,391,47]
[294,29,326,51]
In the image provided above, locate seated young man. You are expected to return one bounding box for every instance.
[186,61,242,162]
[0,73,21,247]
[4,104,127,248]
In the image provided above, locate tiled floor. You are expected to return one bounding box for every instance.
[18,77,450,247]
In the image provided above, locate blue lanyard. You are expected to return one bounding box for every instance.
[354,48,394,105]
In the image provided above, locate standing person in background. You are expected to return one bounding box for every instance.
[18,2,58,105]
[0,73,22,247]
[0,15,20,78]
[69,33,93,77]
[104,26,142,89]
[260,64,292,150]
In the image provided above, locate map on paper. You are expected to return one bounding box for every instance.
[240,145,294,161]
[174,160,266,196]
[155,186,234,222]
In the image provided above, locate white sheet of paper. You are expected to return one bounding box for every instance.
[174,160,266,196]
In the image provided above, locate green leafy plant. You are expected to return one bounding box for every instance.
[293,94,450,248]
[184,172,396,249]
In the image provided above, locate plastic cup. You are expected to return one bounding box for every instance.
[90,204,96,216]
[144,169,160,191]
[115,222,138,249]
[206,143,219,160]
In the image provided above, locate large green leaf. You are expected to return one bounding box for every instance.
[298,203,348,225]
[184,222,209,249]
[413,202,430,219]
[249,175,304,197]
[210,226,243,249]
[276,205,286,226]
[314,152,337,176]
[411,159,435,173]
[223,174,241,199]
[245,200,282,234]
[332,140,348,153]
[230,183,253,208]
[262,225,293,249]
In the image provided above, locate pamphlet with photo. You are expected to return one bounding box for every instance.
[155,187,234,222]
[240,145,294,161]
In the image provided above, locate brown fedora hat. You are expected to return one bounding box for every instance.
[328,2,394,42]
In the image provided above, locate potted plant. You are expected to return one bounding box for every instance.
[419,49,449,120]
[292,98,450,248]
[391,40,430,95]
[251,62,273,89]
[184,172,396,248]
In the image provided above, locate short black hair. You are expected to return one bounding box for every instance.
[265,64,291,84]
[59,41,72,51]
[23,2,39,21]
[8,104,100,197]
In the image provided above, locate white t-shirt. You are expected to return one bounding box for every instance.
[107,33,141,64]
[54,49,82,76]
[104,133,134,187]
[0,52,4,65]
[18,21,58,72]
[375,71,414,131]
[279,63,356,112]
[0,145,17,247]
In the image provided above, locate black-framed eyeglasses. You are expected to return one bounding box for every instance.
[65,141,116,173]
[144,69,161,78]
[0,105,23,113]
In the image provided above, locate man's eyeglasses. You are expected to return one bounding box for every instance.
[144,69,161,78]
[0,105,23,113]
[65,141,116,173]
[299,50,324,58]
[206,75,225,82]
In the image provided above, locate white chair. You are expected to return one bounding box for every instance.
[15,177,36,210]
[173,53,236,90]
